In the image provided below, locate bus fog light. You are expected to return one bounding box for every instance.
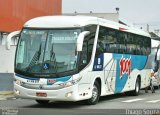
[65,92,73,97]
[15,90,20,95]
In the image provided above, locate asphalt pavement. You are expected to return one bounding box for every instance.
[0,89,160,115]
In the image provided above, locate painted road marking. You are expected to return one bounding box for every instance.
[122,98,145,103]
[146,100,160,103]
[0,98,7,101]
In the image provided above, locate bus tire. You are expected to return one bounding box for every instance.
[131,77,140,96]
[86,81,100,105]
[36,100,49,105]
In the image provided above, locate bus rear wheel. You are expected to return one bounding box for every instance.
[36,100,49,105]
[86,81,100,105]
[131,77,140,96]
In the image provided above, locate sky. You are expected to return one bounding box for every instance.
[62,0,160,32]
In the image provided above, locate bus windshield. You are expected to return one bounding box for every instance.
[15,29,81,76]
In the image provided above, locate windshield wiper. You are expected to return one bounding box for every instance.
[25,43,42,71]
[50,43,57,72]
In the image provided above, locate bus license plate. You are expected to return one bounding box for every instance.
[36,92,47,97]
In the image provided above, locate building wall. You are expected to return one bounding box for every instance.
[63,13,119,22]
[0,0,62,32]
[0,0,62,73]
[0,33,2,45]
[0,45,16,73]
[0,33,8,45]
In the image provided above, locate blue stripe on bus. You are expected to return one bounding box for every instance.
[47,76,71,85]
[92,53,148,93]
[113,54,148,93]
[15,74,40,80]
[15,73,71,85]
[15,74,71,85]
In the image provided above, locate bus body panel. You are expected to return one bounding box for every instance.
[92,53,150,95]
[14,74,92,101]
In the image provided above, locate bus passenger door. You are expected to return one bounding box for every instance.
[104,54,117,94]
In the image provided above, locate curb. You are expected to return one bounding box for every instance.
[0,91,14,100]
[0,91,14,95]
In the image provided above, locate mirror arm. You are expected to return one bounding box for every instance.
[6,30,20,50]
[77,31,90,51]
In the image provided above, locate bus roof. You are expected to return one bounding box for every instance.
[24,16,98,28]
[24,15,150,37]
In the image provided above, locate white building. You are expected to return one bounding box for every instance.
[63,12,119,22]
[0,32,18,73]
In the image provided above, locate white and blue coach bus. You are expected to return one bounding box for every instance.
[6,16,151,105]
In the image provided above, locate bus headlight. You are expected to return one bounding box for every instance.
[59,77,82,87]
[65,81,73,87]
[15,79,22,85]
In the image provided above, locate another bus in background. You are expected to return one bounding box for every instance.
[150,39,160,88]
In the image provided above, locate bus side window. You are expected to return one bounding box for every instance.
[118,32,126,54]
[96,39,105,56]
[79,41,87,66]
[79,36,94,70]
[96,26,112,55]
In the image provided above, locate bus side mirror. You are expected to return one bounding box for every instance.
[6,30,20,50]
[77,31,90,51]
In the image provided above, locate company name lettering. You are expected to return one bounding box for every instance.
[119,56,131,78]
[48,79,56,83]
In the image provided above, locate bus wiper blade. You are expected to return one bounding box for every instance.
[25,44,42,71]
[38,43,42,60]
[50,43,57,72]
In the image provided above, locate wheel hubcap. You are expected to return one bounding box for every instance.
[136,82,139,93]
[91,85,98,102]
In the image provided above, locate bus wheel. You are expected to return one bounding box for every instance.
[132,78,140,96]
[86,81,100,105]
[36,100,49,105]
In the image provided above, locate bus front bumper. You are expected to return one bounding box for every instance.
[14,83,80,101]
